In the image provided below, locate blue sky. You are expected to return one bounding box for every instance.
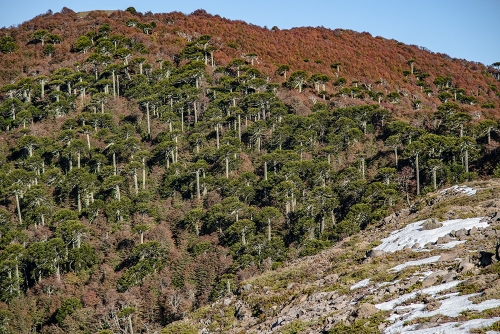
[1,0,499,66]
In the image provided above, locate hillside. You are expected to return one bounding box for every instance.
[0,6,499,334]
[165,181,500,333]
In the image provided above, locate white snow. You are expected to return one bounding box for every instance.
[389,317,500,333]
[350,278,370,290]
[374,217,488,253]
[381,290,500,333]
[375,281,463,311]
[441,185,477,196]
[389,256,441,272]
[433,240,467,249]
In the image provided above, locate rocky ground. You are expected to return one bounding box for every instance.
[165,180,500,333]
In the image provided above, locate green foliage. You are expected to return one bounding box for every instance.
[0,13,500,333]
[0,36,18,54]
[298,239,331,257]
[125,6,137,14]
[280,320,309,333]
[328,312,387,333]
[55,297,82,325]
[161,323,198,334]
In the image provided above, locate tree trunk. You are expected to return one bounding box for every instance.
[113,152,117,175]
[361,158,365,180]
[238,114,241,141]
[77,189,82,212]
[112,71,116,97]
[433,168,437,190]
[194,102,198,123]
[146,103,151,139]
[308,227,315,240]
[225,157,229,178]
[267,219,272,241]
[264,161,268,181]
[127,316,134,334]
[15,193,22,224]
[142,157,146,190]
[394,147,398,167]
[216,125,220,149]
[416,153,420,195]
[133,170,138,194]
[241,230,246,245]
[86,133,91,150]
[196,169,201,199]
[465,149,469,173]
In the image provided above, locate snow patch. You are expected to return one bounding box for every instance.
[381,290,500,333]
[441,185,477,196]
[374,217,488,253]
[388,317,500,333]
[376,281,462,311]
[350,278,370,290]
[389,256,441,272]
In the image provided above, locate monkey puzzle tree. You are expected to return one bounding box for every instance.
[288,70,308,93]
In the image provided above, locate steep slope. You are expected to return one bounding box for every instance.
[164,180,500,333]
[1,7,500,334]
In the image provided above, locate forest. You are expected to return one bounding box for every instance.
[0,6,499,333]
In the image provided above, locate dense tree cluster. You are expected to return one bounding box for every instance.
[0,6,499,333]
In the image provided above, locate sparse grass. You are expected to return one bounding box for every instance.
[279,320,312,333]
[190,304,236,332]
[327,311,388,333]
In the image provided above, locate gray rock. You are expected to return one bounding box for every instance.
[438,251,457,262]
[366,249,385,258]
[324,273,339,283]
[442,271,457,283]
[422,275,438,288]
[422,218,442,230]
[355,303,377,319]
[242,284,252,291]
[491,211,500,221]
[460,262,475,272]
[469,226,478,235]
[436,235,452,244]
[484,229,497,237]
[387,285,398,294]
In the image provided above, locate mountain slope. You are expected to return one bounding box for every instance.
[164,180,500,333]
[0,7,500,334]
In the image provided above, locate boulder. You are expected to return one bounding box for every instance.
[421,275,438,288]
[460,262,475,272]
[469,226,478,236]
[438,251,457,262]
[354,303,378,319]
[422,218,442,230]
[442,271,457,283]
[366,249,385,258]
[455,229,467,239]
[491,211,500,221]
